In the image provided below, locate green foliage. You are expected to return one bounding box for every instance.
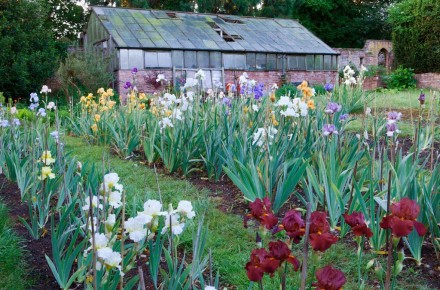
[0,0,61,99]
[382,66,416,90]
[56,51,114,100]
[389,0,440,73]
[43,0,86,41]
[275,84,298,98]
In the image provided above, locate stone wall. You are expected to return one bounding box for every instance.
[334,40,393,70]
[415,73,440,90]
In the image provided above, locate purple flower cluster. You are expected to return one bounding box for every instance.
[222,97,232,108]
[131,67,138,74]
[418,92,425,105]
[29,92,39,111]
[324,83,334,92]
[339,113,349,122]
[324,102,342,114]
[124,81,132,90]
[240,83,264,100]
[386,111,402,137]
[322,124,338,136]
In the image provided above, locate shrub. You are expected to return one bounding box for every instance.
[56,51,114,102]
[276,83,298,98]
[382,66,416,89]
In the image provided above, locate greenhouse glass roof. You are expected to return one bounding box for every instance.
[90,6,337,55]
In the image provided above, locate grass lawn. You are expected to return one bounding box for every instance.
[346,89,439,137]
[0,201,32,290]
[64,136,433,289]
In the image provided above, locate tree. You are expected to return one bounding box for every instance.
[43,0,87,41]
[0,0,61,99]
[291,0,393,48]
[389,0,440,72]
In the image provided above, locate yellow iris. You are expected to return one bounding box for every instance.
[39,151,55,165]
[39,166,55,180]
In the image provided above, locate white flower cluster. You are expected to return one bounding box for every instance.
[343,65,357,86]
[85,233,123,275]
[253,127,278,147]
[195,69,205,81]
[275,96,308,117]
[156,92,193,132]
[83,173,124,211]
[156,73,166,83]
[123,199,196,243]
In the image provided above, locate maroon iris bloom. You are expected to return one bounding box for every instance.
[264,241,300,273]
[309,211,338,252]
[274,209,305,243]
[244,197,278,230]
[380,198,427,237]
[343,211,373,238]
[313,265,346,290]
[245,248,269,282]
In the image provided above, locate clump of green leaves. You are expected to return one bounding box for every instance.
[382,66,416,90]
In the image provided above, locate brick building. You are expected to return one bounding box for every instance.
[83,6,339,94]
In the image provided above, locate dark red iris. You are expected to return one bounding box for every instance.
[265,241,300,272]
[245,240,300,282]
[274,209,306,243]
[343,211,373,238]
[245,248,269,282]
[244,197,278,230]
[309,211,338,252]
[380,198,427,237]
[312,265,346,290]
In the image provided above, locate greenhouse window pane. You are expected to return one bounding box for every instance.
[184,51,197,68]
[246,53,256,70]
[256,53,266,70]
[172,50,183,68]
[332,55,338,70]
[288,55,297,70]
[297,56,306,70]
[157,52,171,67]
[120,49,130,69]
[306,55,314,70]
[267,54,276,70]
[324,55,332,70]
[224,54,245,69]
[314,55,323,70]
[197,51,210,68]
[209,52,222,68]
[129,50,144,69]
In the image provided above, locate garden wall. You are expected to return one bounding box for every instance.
[224,70,337,88]
[117,69,337,94]
[415,73,440,90]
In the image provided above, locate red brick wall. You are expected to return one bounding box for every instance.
[224,70,337,88]
[116,69,338,94]
[362,76,382,91]
[415,73,440,90]
[116,69,173,95]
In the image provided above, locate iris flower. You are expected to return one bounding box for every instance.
[380,198,426,237]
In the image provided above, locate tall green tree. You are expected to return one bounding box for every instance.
[43,0,86,41]
[291,0,392,48]
[389,0,440,72]
[0,0,61,99]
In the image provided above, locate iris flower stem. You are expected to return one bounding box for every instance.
[300,202,312,290]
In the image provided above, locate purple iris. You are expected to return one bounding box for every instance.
[222,97,232,107]
[131,67,138,74]
[324,102,342,114]
[230,84,236,93]
[418,92,425,104]
[0,120,9,127]
[324,83,334,92]
[124,81,132,90]
[322,124,338,136]
[12,118,20,126]
[386,122,399,137]
[339,113,349,122]
[386,111,402,123]
[253,83,264,100]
